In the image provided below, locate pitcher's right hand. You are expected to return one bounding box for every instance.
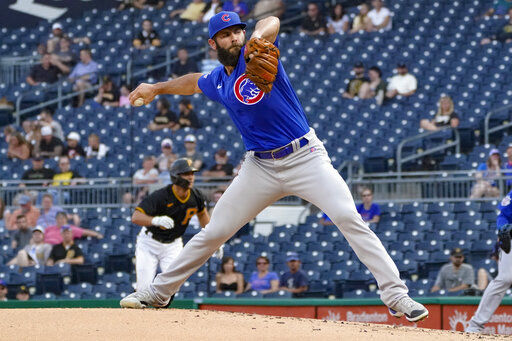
[129,83,157,106]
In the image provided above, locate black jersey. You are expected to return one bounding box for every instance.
[135,185,207,243]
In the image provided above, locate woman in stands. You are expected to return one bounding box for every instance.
[215,256,245,294]
[7,132,31,160]
[350,3,372,33]
[420,96,460,131]
[327,3,350,34]
[247,256,279,294]
[470,149,502,198]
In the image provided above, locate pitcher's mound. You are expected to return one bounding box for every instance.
[0,308,507,340]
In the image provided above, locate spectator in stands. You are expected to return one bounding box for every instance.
[171,48,198,79]
[481,7,512,45]
[342,62,369,99]
[202,149,234,178]
[133,156,159,202]
[215,256,245,294]
[22,155,55,187]
[38,108,64,141]
[52,37,77,69]
[46,22,90,54]
[3,126,15,145]
[133,156,159,185]
[156,139,179,172]
[52,156,83,186]
[175,99,201,129]
[420,96,460,131]
[208,189,225,215]
[200,48,222,73]
[68,49,99,107]
[470,149,502,198]
[85,133,109,159]
[170,0,207,22]
[480,0,512,18]
[7,226,51,267]
[222,0,249,18]
[7,132,31,160]
[148,97,178,131]
[119,0,164,10]
[327,3,350,34]
[0,280,7,301]
[119,84,131,107]
[300,2,327,36]
[16,286,30,301]
[279,252,309,297]
[26,53,67,86]
[319,212,334,226]
[356,187,381,226]
[11,214,34,250]
[6,195,39,231]
[248,0,285,21]
[94,76,119,107]
[386,63,417,99]
[22,120,37,146]
[431,248,475,293]
[350,3,372,33]
[133,20,161,50]
[63,132,85,159]
[44,212,102,245]
[36,193,64,228]
[248,256,279,294]
[46,225,84,266]
[183,134,203,170]
[358,66,386,105]
[201,0,223,23]
[368,0,392,31]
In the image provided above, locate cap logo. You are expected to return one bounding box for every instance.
[187,159,192,166]
[221,14,231,22]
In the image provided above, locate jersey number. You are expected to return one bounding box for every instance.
[182,208,198,225]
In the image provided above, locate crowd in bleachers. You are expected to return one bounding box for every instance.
[1,0,512,301]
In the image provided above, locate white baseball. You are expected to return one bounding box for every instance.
[133,98,145,107]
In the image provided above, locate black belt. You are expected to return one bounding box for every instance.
[145,228,176,244]
[254,137,309,160]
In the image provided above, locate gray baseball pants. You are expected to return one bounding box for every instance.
[467,250,512,332]
[148,128,408,306]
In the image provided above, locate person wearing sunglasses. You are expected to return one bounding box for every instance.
[247,256,279,294]
[356,187,381,226]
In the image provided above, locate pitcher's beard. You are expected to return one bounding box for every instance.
[216,39,246,67]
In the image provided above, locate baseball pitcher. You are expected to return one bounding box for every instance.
[121,12,428,322]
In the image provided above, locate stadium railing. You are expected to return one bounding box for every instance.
[1,177,301,207]
[484,103,512,145]
[396,127,460,174]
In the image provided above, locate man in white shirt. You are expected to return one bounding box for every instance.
[368,0,392,31]
[386,63,417,99]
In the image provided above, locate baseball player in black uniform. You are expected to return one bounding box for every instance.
[131,158,217,292]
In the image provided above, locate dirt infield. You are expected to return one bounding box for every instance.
[0,308,508,340]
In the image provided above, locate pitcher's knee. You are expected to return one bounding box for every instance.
[330,209,367,229]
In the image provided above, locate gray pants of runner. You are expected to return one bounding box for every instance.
[467,250,512,332]
[148,129,408,306]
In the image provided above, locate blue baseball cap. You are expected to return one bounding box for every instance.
[286,252,300,262]
[0,279,6,287]
[208,11,246,39]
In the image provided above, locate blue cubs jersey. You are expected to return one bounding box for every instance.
[497,190,512,229]
[197,37,310,151]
